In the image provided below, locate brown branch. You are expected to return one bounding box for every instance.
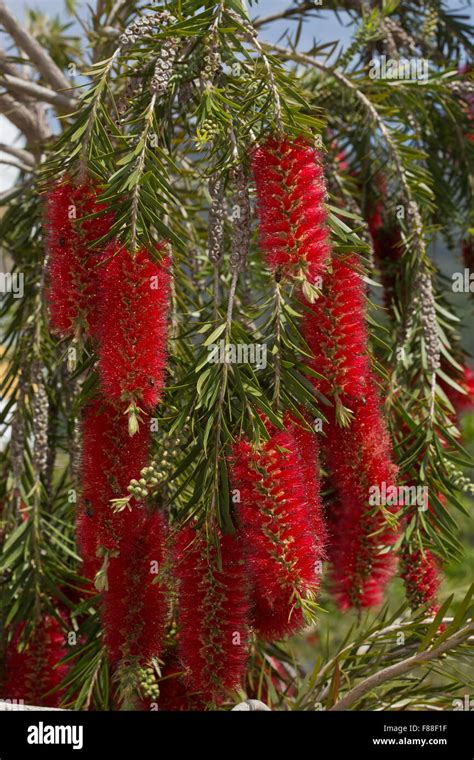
[0,47,19,77]
[1,73,77,111]
[0,156,32,172]
[0,0,71,93]
[330,622,474,711]
[0,142,35,166]
[0,92,50,143]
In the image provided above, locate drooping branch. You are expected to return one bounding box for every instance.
[330,622,474,711]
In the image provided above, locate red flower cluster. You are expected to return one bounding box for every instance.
[303,254,399,608]
[324,420,398,609]
[78,396,171,670]
[45,179,112,338]
[174,526,249,703]
[45,179,172,421]
[400,547,440,611]
[231,418,325,639]
[303,254,370,402]
[98,244,171,413]
[102,511,168,663]
[77,396,151,578]
[252,135,331,284]
[3,617,68,707]
[290,420,327,557]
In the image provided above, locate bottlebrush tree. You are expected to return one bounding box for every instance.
[0,0,473,712]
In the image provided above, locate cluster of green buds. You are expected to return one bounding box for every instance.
[444,459,474,495]
[139,665,160,701]
[111,435,184,513]
[127,436,183,500]
[196,117,220,145]
[164,620,178,646]
[422,7,439,42]
[127,476,149,500]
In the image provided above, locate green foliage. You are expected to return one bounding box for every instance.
[0,0,472,710]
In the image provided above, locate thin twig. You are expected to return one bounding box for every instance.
[254,1,320,29]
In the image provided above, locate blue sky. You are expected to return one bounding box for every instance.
[9,1,474,60]
[14,0,354,48]
[0,0,472,191]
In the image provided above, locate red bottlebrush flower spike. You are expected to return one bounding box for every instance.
[231,420,325,639]
[289,417,327,558]
[102,511,168,663]
[351,380,399,488]
[400,546,441,611]
[155,650,192,711]
[174,525,249,704]
[44,178,112,338]
[78,395,151,576]
[98,244,171,420]
[303,254,370,407]
[252,134,331,285]
[324,417,398,609]
[3,617,68,707]
[302,253,399,608]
